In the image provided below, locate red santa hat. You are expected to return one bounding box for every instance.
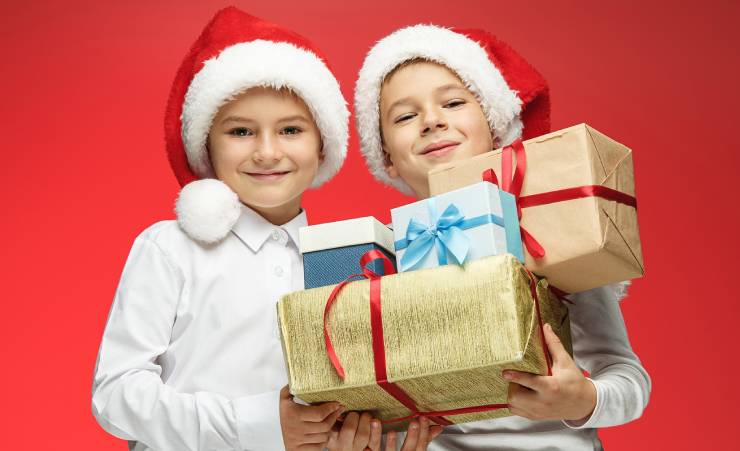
[354,24,550,195]
[165,7,349,243]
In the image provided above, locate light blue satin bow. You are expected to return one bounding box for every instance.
[399,203,471,270]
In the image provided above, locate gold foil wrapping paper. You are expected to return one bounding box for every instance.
[277,254,571,430]
[428,124,644,293]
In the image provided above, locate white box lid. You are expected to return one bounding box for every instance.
[299,216,395,255]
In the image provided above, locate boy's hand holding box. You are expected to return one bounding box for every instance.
[429,124,644,293]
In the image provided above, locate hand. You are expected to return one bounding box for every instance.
[384,417,444,451]
[325,412,381,450]
[327,414,443,451]
[279,386,345,451]
[503,323,596,423]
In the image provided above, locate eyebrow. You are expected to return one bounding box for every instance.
[276,115,311,124]
[219,115,311,125]
[435,83,468,94]
[220,116,253,125]
[384,83,469,119]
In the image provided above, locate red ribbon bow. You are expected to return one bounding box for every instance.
[323,250,554,425]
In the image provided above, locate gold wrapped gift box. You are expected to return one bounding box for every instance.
[429,124,644,294]
[277,254,571,430]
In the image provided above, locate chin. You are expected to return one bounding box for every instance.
[245,197,292,210]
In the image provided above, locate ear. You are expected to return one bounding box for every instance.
[381,145,399,179]
[490,129,498,150]
[318,141,326,163]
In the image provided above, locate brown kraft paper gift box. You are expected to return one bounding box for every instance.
[428,123,644,294]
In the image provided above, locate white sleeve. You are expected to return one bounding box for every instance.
[91,235,285,451]
[562,283,652,429]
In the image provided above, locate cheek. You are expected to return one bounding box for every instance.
[461,114,493,149]
[210,140,247,175]
[383,127,415,160]
[289,139,322,173]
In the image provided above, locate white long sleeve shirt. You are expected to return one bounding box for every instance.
[92,205,306,451]
[424,284,652,451]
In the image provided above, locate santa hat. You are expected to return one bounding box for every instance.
[354,25,550,195]
[165,7,349,243]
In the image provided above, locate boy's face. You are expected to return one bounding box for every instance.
[208,87,322,224]
[379,61,493,198]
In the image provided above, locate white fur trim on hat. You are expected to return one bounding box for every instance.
[175,179,241,244]
[182,40,349,188]
[355,25,523,195]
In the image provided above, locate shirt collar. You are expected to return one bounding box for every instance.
[231,204,307,252]
[281,209,306,248]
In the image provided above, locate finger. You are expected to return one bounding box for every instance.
[507,404,534,420]
[305,408,344,434]
[384,431,397,451]
[427,425,443,444]
[297,445,324,451]
[353,413,373,450]
[507,384,541,419]
[302,432,330,444]
[367,419,382,450]
[507,381,537,411]
[326,429,340,451]
[400,421,420,451]
[338,412,360,445]
[503,370,545,392]
[543,323,571,368]
[415,417,430,450]
[280,385,292,400]
[299,401,344,422]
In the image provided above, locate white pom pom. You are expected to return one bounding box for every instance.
[175,179,241,244]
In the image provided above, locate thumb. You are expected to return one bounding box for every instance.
[543,323,572,369]
[279,385,292,400]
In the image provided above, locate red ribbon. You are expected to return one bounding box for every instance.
[323,250,554,425]
[481,140,637,260]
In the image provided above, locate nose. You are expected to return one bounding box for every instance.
[253,133,282,163]
[420,108,448,136]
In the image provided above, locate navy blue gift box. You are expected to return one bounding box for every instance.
[299,217,396,289]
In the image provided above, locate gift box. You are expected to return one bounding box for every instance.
[391,182,524,272]
[299,217,396,289]
[277,253,571,430]
[428,124,644,293]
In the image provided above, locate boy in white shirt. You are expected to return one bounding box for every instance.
[92,8,437,451]
[353,25,651,450]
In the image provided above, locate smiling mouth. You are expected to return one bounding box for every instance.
[244,171,290,181]
[420,141,460,157]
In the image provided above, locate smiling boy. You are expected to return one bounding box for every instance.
[355,25,650,451]
[377,60,495,198]
[92,8,353,451]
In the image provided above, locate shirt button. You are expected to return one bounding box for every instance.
[271,230,280,241]
[274,266,284,277]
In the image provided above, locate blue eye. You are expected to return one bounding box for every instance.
[229,127,252,137]
[281,126,302,135]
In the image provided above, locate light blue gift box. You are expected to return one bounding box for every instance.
[391,181,524,272]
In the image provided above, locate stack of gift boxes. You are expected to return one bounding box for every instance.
[276,124,644,430]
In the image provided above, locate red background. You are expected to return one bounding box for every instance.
[1,0,737,448]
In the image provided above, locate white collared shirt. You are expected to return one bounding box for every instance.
[92,205,306,451]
